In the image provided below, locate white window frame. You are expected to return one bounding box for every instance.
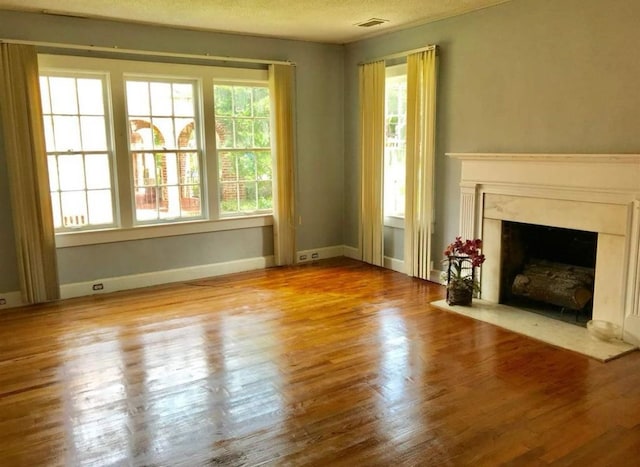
[38,54,272,248]
[124,75,205,225]
[40,71,118,232]
[213,80,274,217]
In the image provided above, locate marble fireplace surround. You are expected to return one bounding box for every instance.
[448,153,640,345]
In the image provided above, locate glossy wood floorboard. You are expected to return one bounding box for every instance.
[1,258,639,466]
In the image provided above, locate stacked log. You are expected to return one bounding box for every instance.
[511,259,595,311]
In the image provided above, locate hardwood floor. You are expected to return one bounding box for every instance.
[1,257,639,466]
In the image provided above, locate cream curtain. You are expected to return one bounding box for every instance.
[269,63,296,266]
[0,44,59,303]
[358,60,385,266]
[404,48,437,280]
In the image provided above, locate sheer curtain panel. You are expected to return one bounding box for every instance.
[404,48,437,280]
[269,63,296,266]
[0,44,59,303]
[358,60,385,266]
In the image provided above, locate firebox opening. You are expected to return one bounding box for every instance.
[499,221,598,326]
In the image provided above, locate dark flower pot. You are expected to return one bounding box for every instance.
[447,285,473,306]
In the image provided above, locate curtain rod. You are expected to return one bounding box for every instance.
[359,44,436,66]
[0,38,295,66]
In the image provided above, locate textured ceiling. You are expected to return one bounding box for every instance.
[0,0,512,43]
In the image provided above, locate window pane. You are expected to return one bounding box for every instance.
[129,120,155,150]
[85,154,111,189]
[47,156,59,191]
[135,186,158,222]
[256,151,272,180]
[214,86,232,116]
[159,186,181,219]
[234,119,253,148]
[239,183,257,211]
[175,118,195,149]
[220,182,238,213]
[80,116,107,151]
[218,152,237,181]
[50,192,62,229]
[49,77,78,114]
[216,118,233,148]
[150,82,172,115]
[179,152,200,185]
[87,190,113,225]
[77,79,104,115]
[40,77,51,113]
[61,191,88,227]
[161,153,179,185]
[254,119,270,148]
[257,180,272,210]
[233,87,252,116]
[237,152,256,181]
[53,116,82,152]
[58,154,85,190]
[132,152,157,186]
[42,116,55,152]
[127,81,150,115]
[153,117,175,149]
[253,87,270,117]
[173,83,194,117]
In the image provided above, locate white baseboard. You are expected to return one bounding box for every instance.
[60,255,275,300]
[3,246,426,307]
[431,269,445,284]
[343,245,360,260]
[295,245,346,264]
[0,290,25,310]
[384,256,405,273]
[624,314,640,346]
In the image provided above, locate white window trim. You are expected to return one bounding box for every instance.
[55,214,273,248]
[38,54,271,245]
[384,215,405,229]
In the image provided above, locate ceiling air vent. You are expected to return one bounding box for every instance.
[356,18,389,28]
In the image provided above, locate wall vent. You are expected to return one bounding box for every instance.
[356,18,389,28]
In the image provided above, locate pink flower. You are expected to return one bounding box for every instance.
[444,237,486,267]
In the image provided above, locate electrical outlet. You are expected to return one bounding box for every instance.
[299,254,307,261]
[92,283,104,291]
[0,298,6,305]
[311,252,319,259]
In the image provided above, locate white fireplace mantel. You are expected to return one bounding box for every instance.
[447,153,640,345]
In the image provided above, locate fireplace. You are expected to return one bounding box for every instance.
[448,153,640,344]
[500,221,597,324]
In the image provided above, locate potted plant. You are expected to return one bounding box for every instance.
[443,237,486,306]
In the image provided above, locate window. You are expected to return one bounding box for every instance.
[126,78,202,222]
[383,64,407,221]
[40,74,115,230]
[214,84,272,215]
[38,55,272,237]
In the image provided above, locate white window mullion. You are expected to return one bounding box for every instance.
[201,77,219,220]
[109,70,134,229]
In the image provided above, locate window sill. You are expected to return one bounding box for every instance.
[55,215,274,248]
[384,216,405,229]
